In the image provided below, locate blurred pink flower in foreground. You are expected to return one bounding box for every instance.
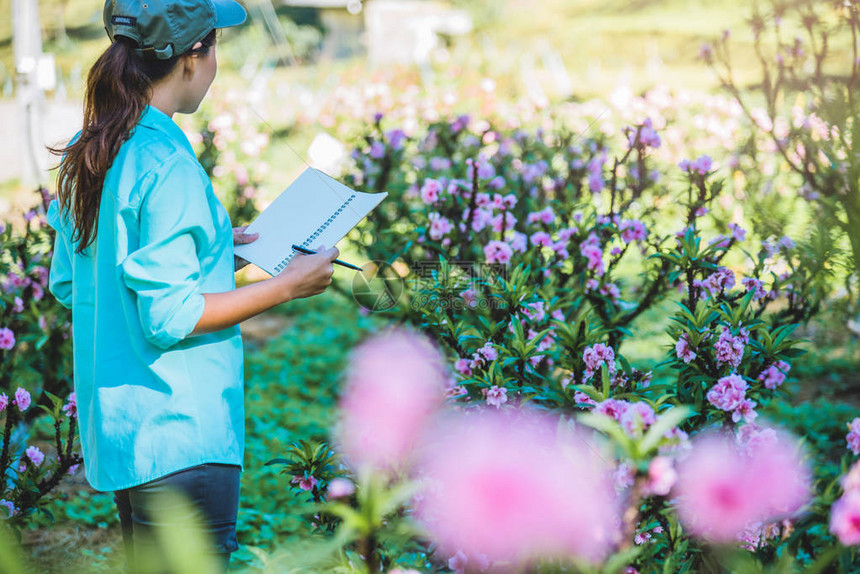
[414,409,618,565]
[830,460,860,545]
[336,328,447,470]
[675,430,810,542]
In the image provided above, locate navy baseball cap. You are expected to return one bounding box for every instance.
[104,0,247,60]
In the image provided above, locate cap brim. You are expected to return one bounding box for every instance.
[212,0,247,28]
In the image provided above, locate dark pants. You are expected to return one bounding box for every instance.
[113,463,241,574]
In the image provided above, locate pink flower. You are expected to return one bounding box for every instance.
[454,358,473,376]
[475,342,498,363]
[583,343,616,381]
[0,393,7,413]
[336,328,447,470]
[830,489,860,546]
[523,301,546,322]
[573,391,595,406]
[619,220,647,243]
[62,392,77,419]
[713,326,746,369]
[420,178,443,204]
[530,231,553,248]
[732,398,758,424]
[25,446,45,467]
[580,244,605,276]
[0,500,17,518]
[847,418,860,456]
[0,327,15,350]
[619,402,656,437]
[758,362,789,390]
[702,267,736,297]
[369,141,385,159]
[527,207,556,226]
[594,398,630,421]
[414,409,618,564]
[509,231,528,253]
[728,223,746,242]
[484,241,513,264]
[291,474,318,491]
[675,431,810,542]
[482,386,508,408]
[327,478,355,499]
[675,334,697,363]
[681,155,713,175]
[742,277,766,300]
[68,464,80,475]
[707,374,748,413]
[13,387,31,412]
[428,212,454,240]
[645,457,677,496]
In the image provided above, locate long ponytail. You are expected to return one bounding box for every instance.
[50,29,216,255]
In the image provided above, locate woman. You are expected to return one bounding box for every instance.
[46,1,338,571]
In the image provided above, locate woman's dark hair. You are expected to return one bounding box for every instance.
[50,29,217,255]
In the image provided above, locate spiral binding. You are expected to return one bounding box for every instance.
[272,194,357,274]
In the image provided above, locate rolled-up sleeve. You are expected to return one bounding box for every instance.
[47,199,73,310]
[121,157,212,350]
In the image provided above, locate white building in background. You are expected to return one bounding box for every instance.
[279,0,472,65]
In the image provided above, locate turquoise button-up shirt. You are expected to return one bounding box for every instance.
[47,105,244,492]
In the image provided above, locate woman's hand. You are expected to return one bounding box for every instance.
[233,225,259,272]
[274,244,339,300]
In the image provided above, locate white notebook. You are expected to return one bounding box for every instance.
[233,167,388,276]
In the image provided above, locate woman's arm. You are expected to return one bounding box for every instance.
[189,245,339,337]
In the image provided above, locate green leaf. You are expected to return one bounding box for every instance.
[638,406,694,456]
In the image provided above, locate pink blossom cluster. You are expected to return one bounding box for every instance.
[0,499,17,518]
[707,374,756,423]
[679,155,713,175]
[628,118,662,149]
[645,456,677,496]
[25,445,45,467]
[741,277,767,300]
[587,152,607,194]
[847,417,860,456]
[713,326,748,369]
[582,343,616,381]
[414,409,618,565]
[0,327,15,351]
[675,334,697,364]
[728,222,746,242]
[619,219,648,243]
[482,385,508,408]
[420,178,443,204]
[580,234,605,276]
[483,240,513,264]
[830,460,860,545]
[676,430,810,542]
[701,267,736,297]
[526,206,555,226]
[336,328,448,470]
[757,360,791,390]
[291,474,318,491]
[8,387,31,412]
[428,212,454,241]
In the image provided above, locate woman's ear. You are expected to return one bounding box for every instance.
[181,53,198,80]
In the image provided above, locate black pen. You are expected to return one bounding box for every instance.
[291,244,363,271]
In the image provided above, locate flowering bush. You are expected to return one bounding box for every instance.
[0,189,80,529]
[246,91,860,571]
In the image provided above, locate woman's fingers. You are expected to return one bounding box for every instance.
[232,226,259,245]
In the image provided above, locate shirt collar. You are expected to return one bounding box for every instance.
[138,105,197,157]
